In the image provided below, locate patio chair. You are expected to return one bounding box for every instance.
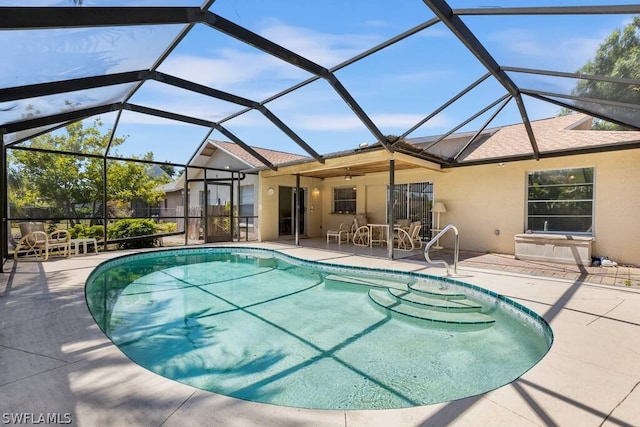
[327,223,351,244]
[395,218,411,230]
[351,214,371,246]
[394,221,422,251]
[14,222,71,261]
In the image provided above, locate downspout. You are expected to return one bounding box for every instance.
[183,166,189,245]
[295,174,300,246]
[1,131,6,272]
[103,110,121,251]
[388,159,395,259]
[229,170,234,242]
[102,157,108,250]
[203,170,209,243]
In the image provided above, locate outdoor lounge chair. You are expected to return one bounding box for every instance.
[14,222,71,261]
[394,221,423,251]
[327,223,351,244]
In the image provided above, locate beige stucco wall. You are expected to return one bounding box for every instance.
[259,174,324,241]
[434,151,640,267]
[259,148,640,266]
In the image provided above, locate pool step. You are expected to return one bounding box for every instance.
[368,288,495,330]
[408,280,467,300]
[324,274,409,291]
[232,253,278,268]
[388,288,482,313]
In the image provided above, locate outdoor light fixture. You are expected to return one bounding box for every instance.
[344,168,352,181]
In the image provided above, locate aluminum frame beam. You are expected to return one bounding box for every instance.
[0,71,149,103]
[453,95,512,161]
[213,124,277,171]
[1,103,121,134]
[398,72,492,142]
[454,5,640,16]
[150,72,324,162]
[0,7,204,29]
[503,66,640,87]
[203,13,392,152]
[422,94,511,154]
[422,0,540,158]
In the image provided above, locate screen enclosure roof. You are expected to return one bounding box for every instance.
[2,1,640,174]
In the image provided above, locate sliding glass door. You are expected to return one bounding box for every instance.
[391,182,434,241]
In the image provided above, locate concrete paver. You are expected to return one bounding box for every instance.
[1,243,639,426]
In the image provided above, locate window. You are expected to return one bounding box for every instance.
[239,185,254,225]
[333,187,356,214]
[527,167,594,234]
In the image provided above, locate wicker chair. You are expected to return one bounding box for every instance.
[394,221,422,251]
[14,222,71,261]
[351,214,371,246]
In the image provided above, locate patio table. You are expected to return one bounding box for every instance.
[367,223,389,247]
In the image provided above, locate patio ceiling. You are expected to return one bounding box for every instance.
[285,157,435,181]
[2,2,640,171]
[296,161,417,180]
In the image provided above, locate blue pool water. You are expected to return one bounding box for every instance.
[85,247,553,410]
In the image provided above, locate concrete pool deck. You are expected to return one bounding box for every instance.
[1,242,639,426]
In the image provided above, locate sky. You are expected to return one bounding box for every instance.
[2,1,639,165]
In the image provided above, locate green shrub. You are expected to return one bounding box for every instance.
[108,218,158,249]
[157,222,177,233]
[70,224,104,240]
[86,225,105,240]
[70,224,85,239]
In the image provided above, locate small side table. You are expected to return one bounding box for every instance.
[70,238,99,256]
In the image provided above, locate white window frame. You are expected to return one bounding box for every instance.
[332,186,357,214]
[526,167,595,236]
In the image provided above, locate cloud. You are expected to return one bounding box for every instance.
[259,21,382,67]
[159,21,382,92]
[292,112,450,131]
[487,28,602,70]
[159,49,307,89]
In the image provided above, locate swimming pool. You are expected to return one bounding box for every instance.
[85,247,553,410]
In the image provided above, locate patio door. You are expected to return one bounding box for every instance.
[391,182,433,241]
[204,181,232,242]
[278,186,307,237]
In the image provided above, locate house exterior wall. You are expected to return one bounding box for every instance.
[258,174,324,241]
[187,152,260,216]
[160,191,183,218]
[259,148,640,266]
[434,150,640,267]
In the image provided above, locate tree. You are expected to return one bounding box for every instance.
[8,119,170,225]
[158,163,177,178]
[572,17,640,130]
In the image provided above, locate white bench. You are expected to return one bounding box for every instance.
[515,233,593,265]
[70,238,99,256]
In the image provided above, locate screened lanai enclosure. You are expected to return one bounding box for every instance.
[2,2,640,268]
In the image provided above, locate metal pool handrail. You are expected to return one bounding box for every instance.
[424,224,459,276]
